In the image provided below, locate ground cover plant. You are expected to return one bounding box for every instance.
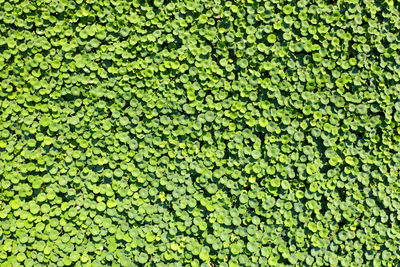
[1,0,400,266]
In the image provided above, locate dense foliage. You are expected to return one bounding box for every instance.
[1,0,400,266]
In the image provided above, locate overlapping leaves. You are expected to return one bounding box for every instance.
[1,0,400,266]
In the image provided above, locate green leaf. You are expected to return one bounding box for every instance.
[231,243,242,255]
[308,222,318,232]
[267,34,277,43]
[199,248,210,261]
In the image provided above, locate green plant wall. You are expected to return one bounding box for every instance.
[1,0,400,266]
